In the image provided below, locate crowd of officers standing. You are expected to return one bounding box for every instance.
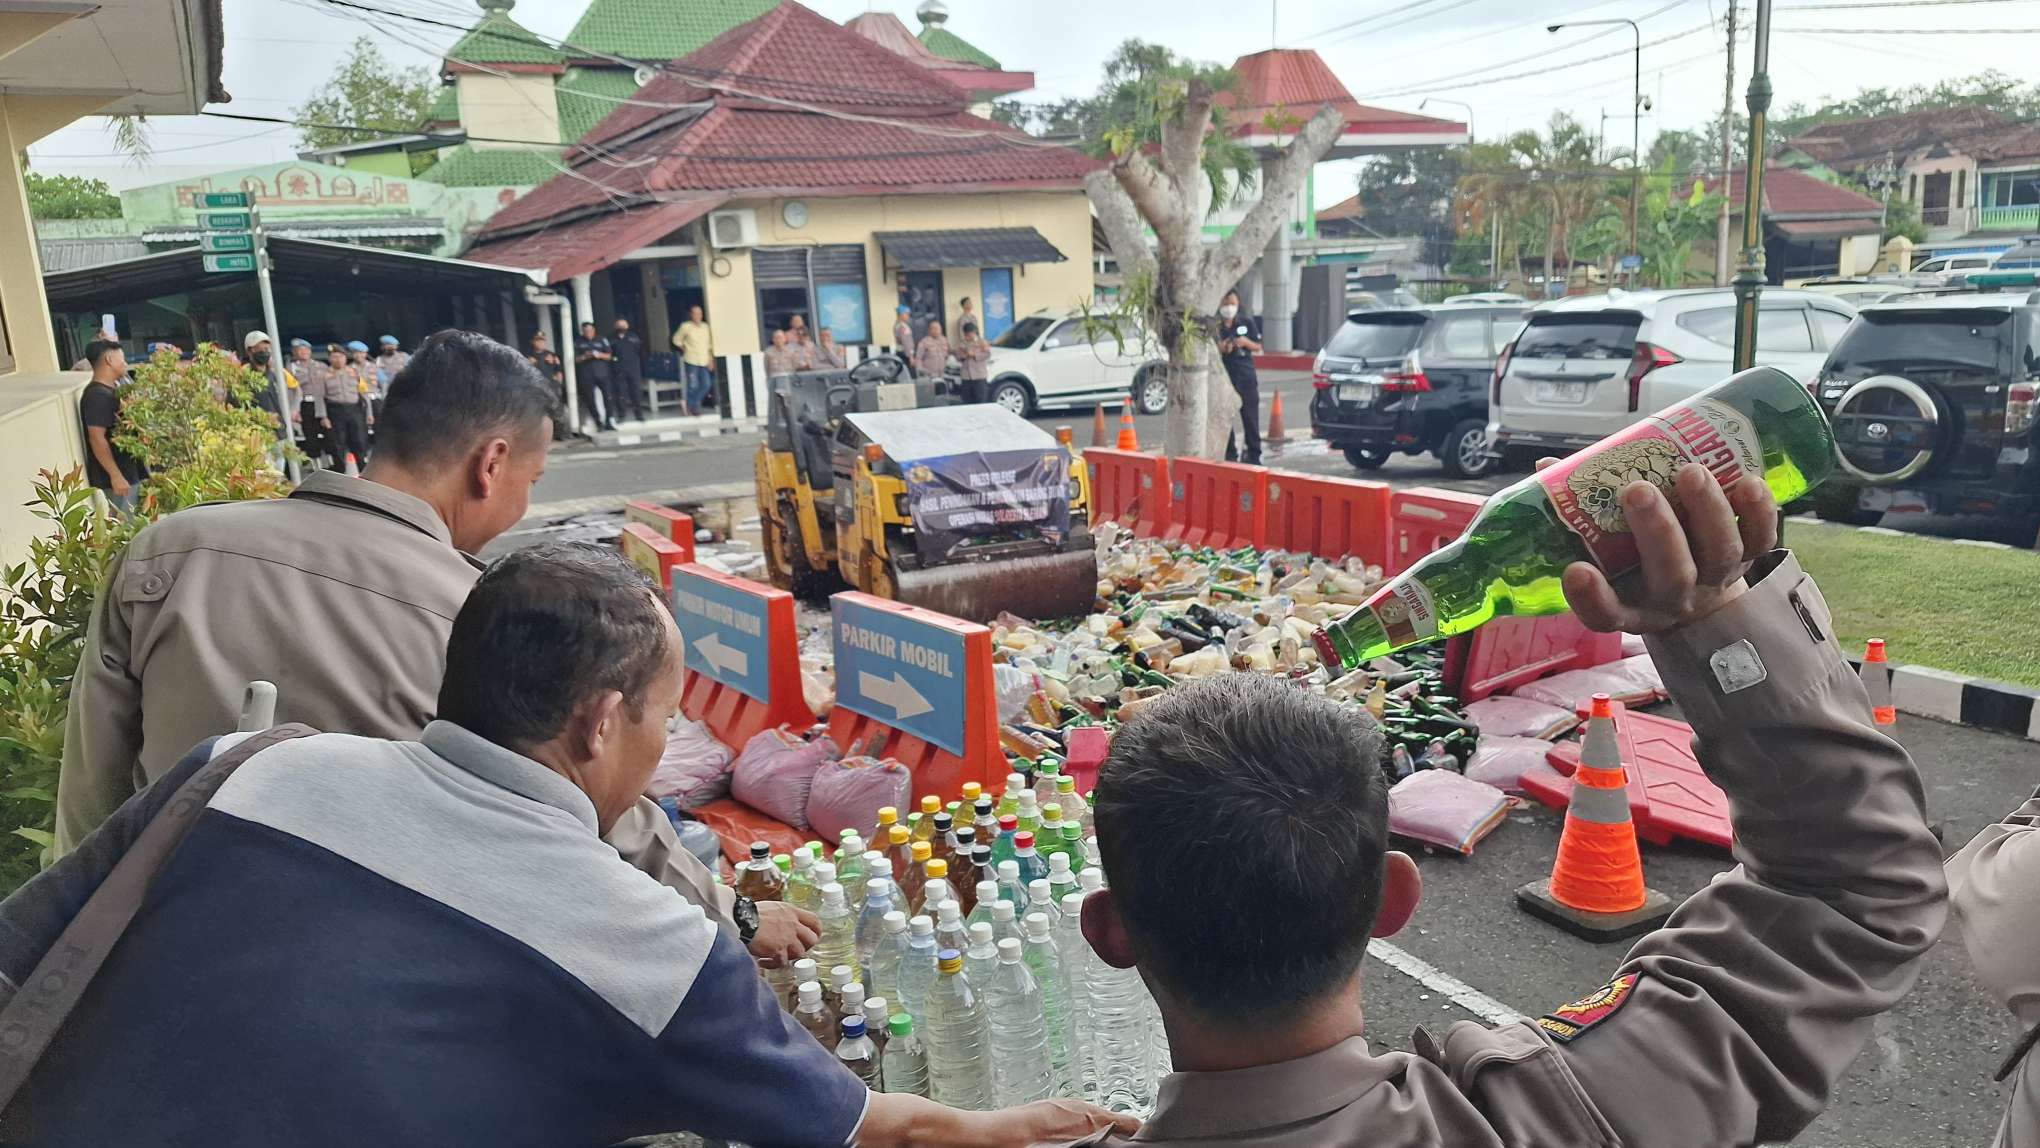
[260,332,411,473]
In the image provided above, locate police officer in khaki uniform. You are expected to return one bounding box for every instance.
[955,319,991,404]
[320,342,372,470]
[55,330,818,965]
[1949,785,2040,1145]
[914,319,950,380]
[1061,464,1947,1148]
[762,328,801,386]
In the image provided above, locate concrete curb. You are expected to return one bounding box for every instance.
[588,417,763,449]
[1853,656,2040,742]
[520,480,758,525]
[1785,513,2029,551]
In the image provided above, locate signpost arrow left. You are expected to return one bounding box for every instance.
[695,632,749,678]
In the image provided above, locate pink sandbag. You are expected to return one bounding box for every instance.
[729,725,839,830]
[1509,664,1657,709]
[647,715,735,810]
[806,754,912,844]
[1463,735,1560,793]
[1610,652,1664,699]
[1621,631,1648,659]
[1388,769,1511,856]
[1464,695,1580,740]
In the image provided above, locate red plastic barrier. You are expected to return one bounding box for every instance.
[1167,459,1268,550]
[619,523,687,590]
[1446,615,1625,702]
[1541,700,1733,852]
[1263,473,1392,568]
[1387,486,1485,576]
[625,500,697,560]
[1063,726,1109,796]
[827,591,1006,804]
[1082,448,1171,538]
[670,563,815,752]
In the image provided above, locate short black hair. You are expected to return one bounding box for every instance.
[438,542,674,750]
[1222,289,1242,302]
[1093,674,1388,1022]
[85,339,122,368]
[376,329,557,471]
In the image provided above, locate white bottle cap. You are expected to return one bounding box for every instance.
[843,981,865,1006]
[1006,772,1026,793]
[1018,791,1038,814]
[883,910,908,932]
[814,862,838,886]
[997,937,1024,961]
[1060,892,1086,915]
[831,964,854,988]
[1024,912,1052,939]
[975,879,1000,902]
[791,849,814,871]
[842,835,865,854]
[938,900,963,924]
[1079,869,1104,893]
[909,914,935,937]
[1048,853,1073,875]
[821,881,847,905]
[993,901,1016,922]
[798,981,822,1004]
[998,860,1020,881]
[1028,878,1052,902]
[863,997,888,1022]
[866,877,889,898]
[968,922,995,944]
[865,852,890,875]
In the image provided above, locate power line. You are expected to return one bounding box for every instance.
[1361,21,1716,99]
[1352,0,1690,98]
[1302,0,1452,40]
[1779,0,2039,7]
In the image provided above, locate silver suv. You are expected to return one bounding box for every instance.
[1486,288,1857,458]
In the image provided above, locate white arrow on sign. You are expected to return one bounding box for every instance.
[695,632,749,677]
[858,670,932,720]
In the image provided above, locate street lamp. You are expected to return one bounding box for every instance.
[1421,98,1489,283]
[1550,18,1644,273]
[1418,97,1474,143]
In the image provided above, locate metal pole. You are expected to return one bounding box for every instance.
[557,299,581,434]
[1717,2,1737,286]
[1629,21,1641,272]
[1731,0,1773,372]
[251,200,299,484]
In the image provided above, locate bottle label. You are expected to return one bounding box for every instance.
[1536,397,1764,574]
[1361,577,1439,648]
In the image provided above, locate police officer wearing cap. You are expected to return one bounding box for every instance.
[320,343,372,470]
[375,335,411,391]
[286,338,328,459]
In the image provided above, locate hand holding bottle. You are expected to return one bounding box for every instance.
[1551,459,1778,635]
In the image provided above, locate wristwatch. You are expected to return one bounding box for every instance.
[733,894,761,944]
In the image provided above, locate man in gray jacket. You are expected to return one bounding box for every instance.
[1063,464,1948,1147]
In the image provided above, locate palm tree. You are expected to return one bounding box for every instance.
[1457,139,1533,289]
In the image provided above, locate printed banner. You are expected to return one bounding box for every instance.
[901,449,1069,562]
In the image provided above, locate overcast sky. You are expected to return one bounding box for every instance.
[26,0,2040,205]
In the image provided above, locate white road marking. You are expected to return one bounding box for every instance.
[1367,939,1527,1026]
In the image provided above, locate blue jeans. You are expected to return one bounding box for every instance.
[684,363,715,410]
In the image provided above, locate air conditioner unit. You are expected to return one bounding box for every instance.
[707,208,759,249]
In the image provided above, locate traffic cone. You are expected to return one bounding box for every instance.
[1516,694,1672,941]
[1862,638,1896,726]
[1116,408,1139,451]
[1266,390,1288,443]
[1092,403,1110,447]
[343,452,360,477]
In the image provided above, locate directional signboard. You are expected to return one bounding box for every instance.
[202,254,256,273]
[201,232,254,254]
[832,593,971,755]
[198,191,250,209]
[670,566,771,702]
[198,211,252,230]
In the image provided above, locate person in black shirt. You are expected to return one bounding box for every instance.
[609,319,649,424]
[526,332,569,441]
[77,339,148,514]
[1216,288,1264,465]
[574,321,615,432]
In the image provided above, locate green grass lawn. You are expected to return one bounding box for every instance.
[1786,520,2040,687]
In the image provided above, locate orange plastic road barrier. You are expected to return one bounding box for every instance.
[827,591,1006,803]
[1169,459,1268,550]
[618,522,687,590]
[670,562,814,752]
[1116,409,1139,451]
[1445,615,1624,703]
[1083,447,1171,537]
[1263,473,1390,566]
[1387,486,1486,576]
[1266,390,1288,442]
[1862,638,1896,725]
[1092,403,1110,447]
[1517,693,1671,941]
[625,500,698,562]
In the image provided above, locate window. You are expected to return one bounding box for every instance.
[1996,170,2040,207]
[1756,309,1814,353]
[1514,312,1642,360]
[1956,169,1967,210]
[1429,315,1490,358]
[1041,320,1088,350]
[994,315,1056,349]
[1676,306,1736,346]
[1810,308,1854,348]
[1326,315,1425,360]
[752,244,871,345]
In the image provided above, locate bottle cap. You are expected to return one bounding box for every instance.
[1078,869,1103,893]
[821,881,846,902]
[1049,853,1072,874]
[867,877,888,897]
[972,845,993,864]
[889,824,911,845]
[883,910,907,931]
[912,840,932,862]
[997,937,1023,960]
[909,914,935,936]
[889,1013,914,1037]
[1006,772,1026,793]
[878,806,898,826]
[961,781,983,803]
[798,981,822,1003]
[933,811,953,830]
[1018,791,1038,813]
[938,900,962,923]
[1589,693,1613,720]
[1024,912,1052,939]
[749,841,770,859]
[975,797,995,816]
[863,997,887,1020]
[926,858,948,878]
[1037,757,1061,776]
[969,922,994,943]
[839,829,859,843]
[956,827,977,846]
[842,834,865,853]
[1028,878,1051,901]
[1060,891,1086,914]
[864,850,887,869]
[993,901,1015,922]
[921,795,941,815]
[843,981,864,1004]
[1057,775,1077,791]
[1042,803,1063,823]
[793,958,818,978]
[831,965,854,987]
[1865,637,1888,663]
[791,848,814,870]
[999,860,1020,880]
[814,862,837,886]
[938,950,963,973]
[999,814,1019,832]
[976,879,1000,900]
[841,1015,866,1039]
[1015,831,1036,850]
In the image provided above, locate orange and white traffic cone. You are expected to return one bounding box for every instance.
[343,452,360,477]
[1266,390,1288,443]
[1092,403,1110,447]
[1862,638,1896,726]
[1116,408,1139,451]
[1517,694,1672,941]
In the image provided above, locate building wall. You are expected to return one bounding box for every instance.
[1837,233,1883,277]
[458,73,562,149]
[0,376,87,567]
[696,190,1094,356]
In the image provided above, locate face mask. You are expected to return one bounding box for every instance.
[251,349,271,365]
[1219,305,1238,320]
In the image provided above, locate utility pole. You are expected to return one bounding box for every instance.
[1550,19,1643,272]
[1731,0,1773,372]
[1716,1,1737,286]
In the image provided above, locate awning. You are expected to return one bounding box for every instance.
[42,236,540,312]
[144,218,447,242]
[874,227,1066,270]
[1772,218,1880,240]
[463,195,728,283]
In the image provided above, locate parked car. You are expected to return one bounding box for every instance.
[1486,288,1857,459]
[1911,251,1999,281]
[1986,234,2040,272]
[1442,292,1530,307]
[1806,291,2040,537]
[981,309,1168,416]
[1310,303,1526,477]
[1799,279,1918,308]
[1345,287,1425,311]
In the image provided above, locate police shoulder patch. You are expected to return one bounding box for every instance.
[1534,972,1642,1042]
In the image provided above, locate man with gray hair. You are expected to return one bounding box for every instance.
[13,544,1131,1147]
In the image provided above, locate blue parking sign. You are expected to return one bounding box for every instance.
[670,568,772,702]
[832,595,969,755]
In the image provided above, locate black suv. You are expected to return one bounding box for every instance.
[1810,292,2040,536]
[1309,304,1525,477]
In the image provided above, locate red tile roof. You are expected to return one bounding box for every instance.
[1217,48,1463,139]
[843,12,939,64]
[465,195,727,281]
[1316,192,1364,221]
[1688,166,1882,218]
[1785,106,2007,171]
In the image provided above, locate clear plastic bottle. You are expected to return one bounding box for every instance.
[795,980,839,1053]
[867,909,910,1005]
[1060,822,1087,871]
[901,840,932,914]
[897,915,940,1023]
[835,844,867,901]
[934,899,969,958]
[856,877,898,968]
[929,812,959,872]
[886,825,917,893]
[1055,775,1091,835]
[810,882,860,984]
[920,860,953,922]
[862,995,892,1065]
[1046,854,1080,908]
[1037,804,1069,865]
[783,957,820,1014]
[786,846,820,912]
[964,921,1001,985]
[923,950,992,1110]
[1032,757,1064,812]
[733,841,786,902]
[997,859,1026,908]
[1012,832,1050,889]
[1023,912,1079,1098]
[913,795,943,842]
[1082,836,1102,873]
[972,798,1000,855]
[1015,790,1041,837]
[993,815,1021,866]
[966,881,1002,934]
[881,1013,931,1097]
[996,772,1027,818]
[1086,946,1154,1113]
[812,860,838,903]
[857,852,892,913]
[986,937,1055,1106]
[991,899,1024,947]
[1078,866,1104,896]
[1026,878,1061,930]
[837,1014,881,1089]
[966,845,995,913]
[831,971,860,1025]
[868,806,901,854]
[1056,892,1096,1100]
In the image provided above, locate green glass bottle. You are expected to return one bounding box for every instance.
[1313,367,1835,670]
